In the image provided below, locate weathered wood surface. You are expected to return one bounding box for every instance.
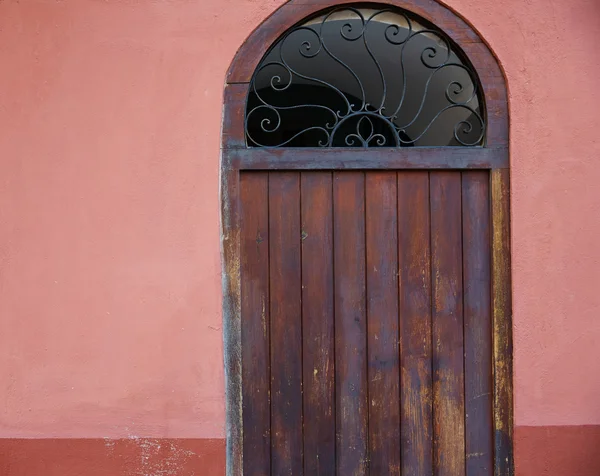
[221,164,243,476]
[226,10,511,473]
[398,171,433,476]
[269,172,303,475]
[333,171,368,475]
[221,83,247,149]
[430,171,465,476]
[240,172,270,476]
[223,147,509,170]
[237,170,505,475]
[492,168,514,476]
[463,171,494,475]
[301,172,336,475]
[366,172,400,475]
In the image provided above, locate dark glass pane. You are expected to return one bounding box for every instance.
[246,7,485,148]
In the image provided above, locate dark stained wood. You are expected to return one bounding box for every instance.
[430,171,465,476]
[467,42,505,80]
[240,172,271,476]
[333,172,368,476]
[491,168,514,476]
[223,1,512,474]
[221,83,247,149]
[397,171,433,476]
[223,147,509,169]
[462,171,493,475]
[268,172,303,475]
[365,172,400,475]
[463,41,508,149]
[231,170,511,476]
[300,172,336,475]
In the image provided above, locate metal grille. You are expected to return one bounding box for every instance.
[245,6,486,148]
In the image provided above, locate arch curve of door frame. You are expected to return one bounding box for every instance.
[220,2,512,475]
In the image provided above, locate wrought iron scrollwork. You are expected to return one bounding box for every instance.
[245,6,486,147]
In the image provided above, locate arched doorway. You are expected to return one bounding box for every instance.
[221,2,512,475]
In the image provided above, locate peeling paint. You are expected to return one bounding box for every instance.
[125,437,198,476]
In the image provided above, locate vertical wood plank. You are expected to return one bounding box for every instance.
[398,171,433,476]
[333,172,368,476]
[269,172,303,476]
[462,171,493,475]
[491,168,514,476]
[301,172,336,475]
[223,166,243,476]
[430,171,465,476]
[365,172,400,475]
[240,172,270,476]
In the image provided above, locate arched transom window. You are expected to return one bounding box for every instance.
[245,6,485,148]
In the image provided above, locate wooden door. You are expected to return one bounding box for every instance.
[240,170,493,476]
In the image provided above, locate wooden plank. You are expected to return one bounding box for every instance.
[430,171,465,476]
[224,147,509,169]
[397,171,433,476]
[491,168,514,475]
[221,166,243,476]
[222,83,248,149]
[269,172,303,475]
[365,172,400,475]
[240,172,270,476]
[333,172,368,476]
[462,171,493,475]
[301,172,335,475]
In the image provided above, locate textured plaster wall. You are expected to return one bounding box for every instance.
[1,0,599,445]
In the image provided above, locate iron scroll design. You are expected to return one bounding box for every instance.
[245,6,486,148]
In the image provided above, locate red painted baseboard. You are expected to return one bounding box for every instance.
[0,438,225,475]
[515,425,600,476]
[4,429,599,475]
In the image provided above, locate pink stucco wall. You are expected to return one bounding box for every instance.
[1,0,599,463]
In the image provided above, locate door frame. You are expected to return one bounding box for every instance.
[220,1,512,475]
